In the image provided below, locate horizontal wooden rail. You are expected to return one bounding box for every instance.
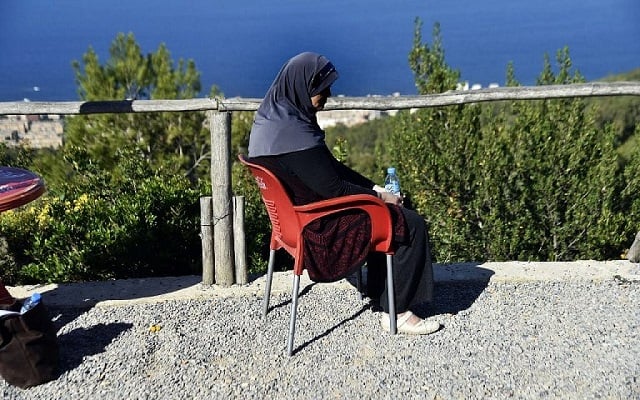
[0,98,219,116]
[1,82,639,116]
[329,81,640,110]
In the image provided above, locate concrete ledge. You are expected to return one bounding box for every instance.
[435,259,639,283]
[6,260,639,308]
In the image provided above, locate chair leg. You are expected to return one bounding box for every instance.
[355,265,363,301]
[287,274,301,356]
[262,249,276,318]
[386,254,397,334]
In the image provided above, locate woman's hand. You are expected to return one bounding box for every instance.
[373,185,403,206]
[378,191,403,206]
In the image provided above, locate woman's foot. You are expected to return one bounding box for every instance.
[380,311,440,335]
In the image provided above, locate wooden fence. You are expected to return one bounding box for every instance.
[1,82,639,286]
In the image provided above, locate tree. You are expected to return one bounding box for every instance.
[408,19,460,95]
[379,21,635,262]
[0,33,218,284]
[474,48,625,260]
[65,32,219,182]
[381,18,484,260]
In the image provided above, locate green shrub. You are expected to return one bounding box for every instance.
[0,146,201,285]
[377,24,638,262]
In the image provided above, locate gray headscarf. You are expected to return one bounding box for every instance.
[248,52,339,157]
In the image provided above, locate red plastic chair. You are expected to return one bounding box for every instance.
[239,154,397,355]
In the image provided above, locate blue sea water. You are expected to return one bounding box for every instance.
[1,0,639,102]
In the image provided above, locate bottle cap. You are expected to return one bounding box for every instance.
[387,167,396,174]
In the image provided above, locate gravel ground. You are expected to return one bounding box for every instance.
[1,279,638,399]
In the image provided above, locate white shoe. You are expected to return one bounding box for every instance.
[380,311,440,335]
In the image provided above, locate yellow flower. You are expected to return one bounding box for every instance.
[37,203,53,227]
[72,193,90,213]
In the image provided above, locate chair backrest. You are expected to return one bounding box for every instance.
[238,155,301,254]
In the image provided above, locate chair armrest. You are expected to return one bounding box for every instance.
[293,194,384,213]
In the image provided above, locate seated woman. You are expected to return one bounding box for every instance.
[248,52,439,335]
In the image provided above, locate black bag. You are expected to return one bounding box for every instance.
[0,299,59,388]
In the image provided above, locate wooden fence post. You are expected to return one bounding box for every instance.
[628,231,640,263]
[200,196,214,285]
[233,196,248,284]
[209,110,235,286]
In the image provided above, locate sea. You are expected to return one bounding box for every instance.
[1,0,639,102]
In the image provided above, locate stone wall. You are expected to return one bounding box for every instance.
[0,115,63,148]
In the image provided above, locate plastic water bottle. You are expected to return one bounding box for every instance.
[20,292,41,314]
[384,167,401,196]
